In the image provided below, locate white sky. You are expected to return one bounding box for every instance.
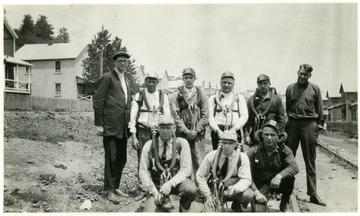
[3,3,358,95]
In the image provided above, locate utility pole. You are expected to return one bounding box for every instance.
[99,25,104,77]
[208,81,211,96]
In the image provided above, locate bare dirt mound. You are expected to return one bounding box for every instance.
[4,112,140,213]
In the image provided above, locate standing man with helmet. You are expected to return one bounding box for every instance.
[244,74,285,147]
[171,68,209,176]
[209,71,248,150]
[285,64,326,206]
[129,71,171,199]
[93,50,132,203]
[139,115,197,212]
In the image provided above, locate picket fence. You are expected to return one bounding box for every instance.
[4,93,93,112]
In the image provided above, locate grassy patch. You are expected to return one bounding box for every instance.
[4,112,98,145]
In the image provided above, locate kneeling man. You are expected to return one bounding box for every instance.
[247,120,299,212]
[139,115,197,212]
[196,130,254,212]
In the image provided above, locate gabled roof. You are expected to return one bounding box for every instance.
[340,81,358,93]
[15,43,88,61]
[321,91,327,100]
[326,88,341,98]
[160,70,170,81]
[4,18,18,39]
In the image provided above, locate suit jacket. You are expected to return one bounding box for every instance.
[93,70,131,139]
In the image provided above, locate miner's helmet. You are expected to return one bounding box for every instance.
[182,68,196,77]
[257,74,270,83]
[221,71,235,80]
[262,120,279,134]
[145,71,159,81]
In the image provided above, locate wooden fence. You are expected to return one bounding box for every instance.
[4,93,93,112]
[327,121,358,135]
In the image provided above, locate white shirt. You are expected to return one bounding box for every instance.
[183,86,196,99]
[128,89,170,133]
[196,150,252,198]
[139,137,192,195]
[208,92,248,131]
[115,68,128,103]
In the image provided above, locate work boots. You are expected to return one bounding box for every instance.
[310,195,326,206]
[231,201,243,212]
[107,191,122,204]
[279,196,290,212]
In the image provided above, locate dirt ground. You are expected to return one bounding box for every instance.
[3,112,140,212]
[293,131,358,212]
[3,111,293,213]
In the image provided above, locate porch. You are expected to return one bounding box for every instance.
[4,55,32,94]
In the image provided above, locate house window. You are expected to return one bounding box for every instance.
[55,83,61,96]
[25,66,30,75]
[55,61,61,73]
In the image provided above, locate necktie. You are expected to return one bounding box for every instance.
[161,142,167,161]
[118,73,128,103]
[220,157,228,178]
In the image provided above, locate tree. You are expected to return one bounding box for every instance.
[15,14,38,49]
[82,28,139,95]
[34,15,54,43]
[54,27,70,43]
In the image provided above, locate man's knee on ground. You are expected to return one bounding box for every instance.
[255,203,267,212]
[181,183,197,198]
[231,188,255,205]
[242,188,255,203]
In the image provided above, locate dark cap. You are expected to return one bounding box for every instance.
[221,71,235,80]
[262,120,279,134]
[182,68,196,76]
[298,64,313,73]
[112,51,130,60]
[257,74,270,83]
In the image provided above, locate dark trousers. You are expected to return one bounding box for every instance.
[144,178,197,212]
[211,125,243,150]
[256,177,295,202]
[177,132,205,176]
[136,127,152,174]
[285,119,318,196]
[103,136,128,191]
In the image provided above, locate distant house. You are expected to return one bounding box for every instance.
[158,70,175,94]
[15,43,88,100]
[134,65,145,86]
[326,88,342,121]
[326,88,342,106]
[339,82,358,122]
[326,82,358,122]
[4,18,32,94]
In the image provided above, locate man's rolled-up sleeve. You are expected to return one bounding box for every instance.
[129,93,140,133]
[233,94,249,131]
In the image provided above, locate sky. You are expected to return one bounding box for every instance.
[3,3,358,95]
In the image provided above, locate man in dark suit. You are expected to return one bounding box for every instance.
[93,51,132,203]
